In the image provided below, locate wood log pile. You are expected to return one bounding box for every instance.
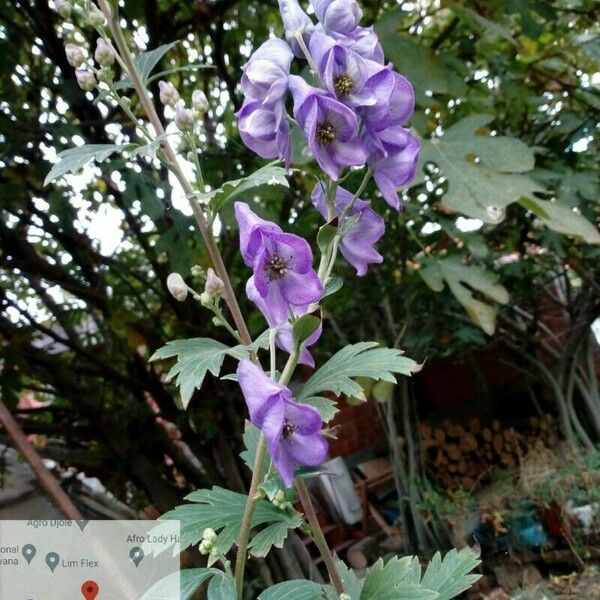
[419,415,559,491]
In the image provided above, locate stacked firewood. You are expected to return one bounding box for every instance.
[419,415,558,491]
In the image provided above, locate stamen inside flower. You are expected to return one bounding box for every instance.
[265,253,289,280]
[316,122,337,145]
[282,419,295,439]
[334,74,354,97]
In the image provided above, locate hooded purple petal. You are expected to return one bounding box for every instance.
[311,0,363,34]
[311,183,384,275]
[278,0,314,57]
[234,201,282,266]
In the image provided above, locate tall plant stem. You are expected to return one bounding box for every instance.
[295,478,344,594]
[99,0,251,347]
[234,434,267,599]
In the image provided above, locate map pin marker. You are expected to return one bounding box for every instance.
[22,544,36,564]
[81,580,99,600]
[45,551,60,573]
[129,546,144,567]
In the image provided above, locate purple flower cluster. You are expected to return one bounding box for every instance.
[235,202,323,366]
[236,0,420,209]
[237,360,327,487]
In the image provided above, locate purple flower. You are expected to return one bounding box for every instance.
[361,67,415,135]
[309,30,380,107]
[365,127,420,210]
[319,24,384,63]
[235,202,323,323]
[236,100,291,166]
[311,0,363,35]
[246,278,322,367]
[277,0,314,58]
[311,183,384,275]
[289,75,367,180]
[237,359,328,487]
[241,38,293,104]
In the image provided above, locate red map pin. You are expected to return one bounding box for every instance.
[81,580,99,600]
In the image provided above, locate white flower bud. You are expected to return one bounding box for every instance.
[96,66,114,83]
[192,89,209,114]
[190,265,205,278]
[203,528,218,543]
[66,43,86,68]
[158,80,180,107]
[166,273,188,301]
[199,291,212,306]
[339,594,351,600]
[94,38,114,66]
[175,107,195,132]
[54,0,71,19]
[75,69,96,91]
[199,539,211,555]
[204,268,225,298]
[86,4,106,27]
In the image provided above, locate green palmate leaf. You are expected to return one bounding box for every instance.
[141,568,220,600]
[297,342,417,404]
[44,144,125,185]
[519,197,600,244]
[360,556,438,600]
[419,257,509,335]
[207,572,236,600]
[419,114,542,223]
[116,41,180,89]
[323,276,343,298]
[204,164,289,210]
[150,334,268,408]
[336,560,364,599]
[257,580,326,600]
[160,487,302,558]
[292,314,321,347]
[420,548,481,600]
[240,422,270,474]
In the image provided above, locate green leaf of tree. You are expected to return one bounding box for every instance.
[44,144,125,186]
[420,548,481,600]
[419,115,542,222]
[419,257,509,335]
[519,197,600,244]
[159,487,302,558]
[141,568,221,600]
[297,342,417,403]
[115,41,180,89]
[204,164,289,211]
[207,572,236,600]
[257,580,325,600]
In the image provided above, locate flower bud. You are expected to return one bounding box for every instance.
[339,594,351,600]
[190,265,206,278]
[175,107,195,132]
[199,539,211,555]
[96,66,114,83]
[204,268,225,298]
[86,4,106,27]
[203,528,218,543]
[192,89,209,114]
[158,80,180,107]
[75,69,96,91]
[166,273,188,301]
[54,0,71,19]
[94,38,114,66]
[65,43,86,68]
[200,291,212,306]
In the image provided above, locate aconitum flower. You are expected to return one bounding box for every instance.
[366,128,420,210]
[311,0,363,35]
[289,75,367,180]
[75,69,96,91]
[241,38,294,104]
[66,44,86,68]
[321,24,384,63]
[309,31,379,107]
[237,360,328,487]
[236,100,291,166]
[235,202,323,323]
[246,279,321,367]
[277,0,314,57]
[311,184,384,275]
[94,39,114,67]
[158,81,180,107]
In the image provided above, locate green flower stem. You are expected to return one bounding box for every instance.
[233,433,267,600]
[295,478,345,594]
[99,0,253,348]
